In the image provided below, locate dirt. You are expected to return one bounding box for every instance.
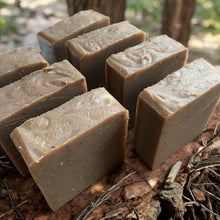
[0,103,219,219]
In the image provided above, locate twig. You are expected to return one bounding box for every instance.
[206,195,214,220]
[194,163,220,171]
[213,121,220,137]
[0,199,29,218]
[124,163,149,184]
[206,121,220,145]
[3,179,24,219]
[184,201,199,207]
[207,167,220,177]
[200,203,220,218]
[191,182,220,193]
[0,155,13,169]
[201,188,220,202]
[74,171,137,220]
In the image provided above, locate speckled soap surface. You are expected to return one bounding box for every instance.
[145,58,220,116]
[106,35,188,126]
[66,21,146,89]
[134,58,220,169]
[0,60,87,175]
[11,88,128,211]
[0,46,48,87]
[38,10,109,63]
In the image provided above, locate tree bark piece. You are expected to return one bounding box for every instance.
[66,0,126,23]
[161,0,196,46]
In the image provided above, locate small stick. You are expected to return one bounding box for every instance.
[0,199,28,218]
[184,201,199,207]
[201,188,220,202]
[3,179,24,219]
[213,121,220,137]
[124,163,149,185]
[207,167,220,177]
[200,203,220,218]
[74,171,137,220]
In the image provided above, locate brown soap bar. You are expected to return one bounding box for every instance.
[38,10,110,64]
[66,21,146,89]
[134,58,220,169]
[11,88,128,211]
[0,60,87,175]
[106,35,188,127]
[0,46,48,87]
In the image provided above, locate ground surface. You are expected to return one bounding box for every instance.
[0,1,220,219]
[0,103,219,219]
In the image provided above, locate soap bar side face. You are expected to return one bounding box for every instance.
[0,60,86,125]
[105,62,125,103]
[29,111,127,210]
[11,88,128,210]
[0,47,48,87]
[0,60,87,175]
[124,50,188,126]
[134,59,220,169]
[53,17,110,62]
[38,10,110,64]
[134,93,165,168]
[153,90,220,169]
[10,88,125,166]
[106,35,188,127]
[136,85,220,169]
[66,21,146,89]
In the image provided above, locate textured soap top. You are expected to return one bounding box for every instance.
[0,60,84,123]
[67,21,145,59]
[107,35,187,76]
[11,88,127,166]
[0,47,47,76]
[38,10,108,42]
[144,58,220,115]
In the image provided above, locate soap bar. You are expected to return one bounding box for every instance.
[38,10,110,64]
[11,88,128,211]
[106,35,188,127]
[0,46,48,87]
[134,58,220,169]
[66,21,146,89]
[0,60,87,175]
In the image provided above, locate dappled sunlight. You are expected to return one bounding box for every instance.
[19,0,58,9]
[189,33,220,50]
[188,32,220,64]
[90,182,106,194]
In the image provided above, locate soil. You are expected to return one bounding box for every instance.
[0,103,219,219]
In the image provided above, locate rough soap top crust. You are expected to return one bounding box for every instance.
[38,10,109,43]
[107,35,188,76]
[0,60,84,123]
[143,58,220,116]
[0,46,47,76]
[11,88,128,166]
[66,21,145,59]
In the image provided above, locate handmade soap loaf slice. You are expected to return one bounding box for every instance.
[66,21,146,89]
[0,60,87,175]
[11,88,128,211]
[0,46,48,87]
[134,58,220,169]
[38,10,110,64]
[106,35,188,127]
